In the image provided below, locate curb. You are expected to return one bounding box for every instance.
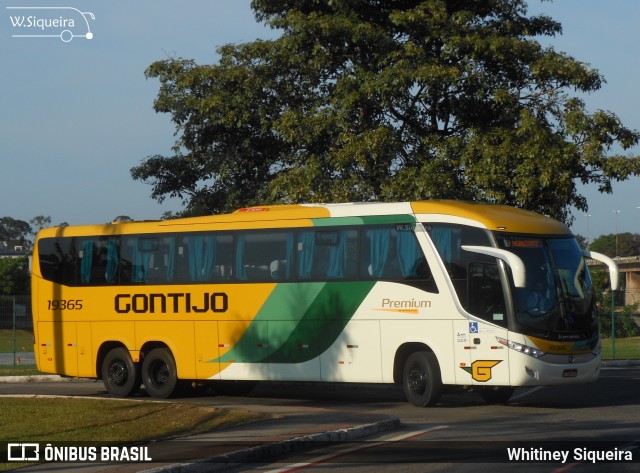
[601,359,640,367]
[0,374,70,383]
[140,417,401,473]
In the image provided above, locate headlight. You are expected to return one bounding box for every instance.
[496,337,545,359]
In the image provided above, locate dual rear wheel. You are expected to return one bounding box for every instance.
[101,347,178,399]
[101,347,140,397]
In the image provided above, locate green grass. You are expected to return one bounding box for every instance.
[0,329,32,352]
[0,365,41,376]
[0,398,272,470]
[601,336,640,360]
[0,398,270,442]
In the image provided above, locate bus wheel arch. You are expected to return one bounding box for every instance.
[395,343,442,407]
[140,344,179,399]
[98,343,141,397]
[393,342,432,385]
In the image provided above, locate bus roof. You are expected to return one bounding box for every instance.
[410,201,570,235]
[230,201,570,235]
[37,201,570,237]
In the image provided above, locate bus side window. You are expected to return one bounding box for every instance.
[236,231,294,282]
[120,236,166,284]
[213,234,233,280]
[361,226,437,292]
[362,228,397,278]
[427,223,506,324]
[78,238,117,286]
[38,237,77,286]
[180,233,234,282]
[297,229,357,280]
[468,262,507,326]
[144,237,178,283]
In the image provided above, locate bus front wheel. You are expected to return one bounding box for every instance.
[402,351,442,407]
[142,348,178,399]
[101,347,140,397]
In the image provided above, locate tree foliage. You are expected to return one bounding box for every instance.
[30,215,51,237]
[0,217,32,250]
[0,257,30,295]
[589,232,640,257]
[596,295,640,339]
[132,0,640,220]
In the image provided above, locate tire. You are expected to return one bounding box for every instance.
[141,348,178,399]
[101,347,140,397]
[479,386,514,404]
[402,351,442,407]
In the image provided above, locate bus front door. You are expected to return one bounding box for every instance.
[453,319,510,386]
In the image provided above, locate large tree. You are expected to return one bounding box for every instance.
[589,232,640,258]
[0,217,32,250]
[132,0,640,222]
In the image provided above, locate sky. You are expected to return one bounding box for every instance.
[1,0,639,240]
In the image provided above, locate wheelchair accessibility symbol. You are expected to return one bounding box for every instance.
[469,322,479,334]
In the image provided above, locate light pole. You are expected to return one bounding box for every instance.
[585,214,591,248]
[612,210,621,256]
[611,209,621,359]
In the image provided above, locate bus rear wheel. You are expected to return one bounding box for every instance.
[402,351,442,407]
[142,348,178,399]
[101,347,140,397]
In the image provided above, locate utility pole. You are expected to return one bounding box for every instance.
[612,210,621,256]
[585,214,591,248]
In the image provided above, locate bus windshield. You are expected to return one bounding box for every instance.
[496,235,596,339]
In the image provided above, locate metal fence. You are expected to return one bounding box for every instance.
[0,295,35,366]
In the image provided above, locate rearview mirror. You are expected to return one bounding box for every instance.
[461,245,526,288]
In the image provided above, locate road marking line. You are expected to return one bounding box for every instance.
[265,425,449,473]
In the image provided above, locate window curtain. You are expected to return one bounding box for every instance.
[132,239,151,283]
[326,231,347,279]
[285,232,294,279]
[431,228,453,264]
[236,235,247,281]
[396,231,421,278]
[105,240,119,283]
[297,231,315,279]
[188,235,216,281]
[80,240,93,284]
[369,229,391,278]
[166,238,175,282]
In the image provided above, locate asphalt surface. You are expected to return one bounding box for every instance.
[1,375,401,473]
[3,358,639,473]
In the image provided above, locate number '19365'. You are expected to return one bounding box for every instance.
[47,299,83,310]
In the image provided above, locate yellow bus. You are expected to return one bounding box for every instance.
[31,201,618,405]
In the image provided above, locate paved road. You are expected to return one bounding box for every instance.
[2,366,639,472]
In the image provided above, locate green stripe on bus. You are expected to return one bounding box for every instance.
[310,214,415,227]
[213,281,376,364]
